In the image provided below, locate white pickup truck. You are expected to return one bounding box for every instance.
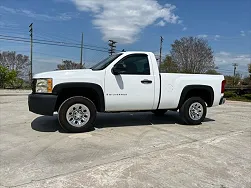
[28,51,226,132]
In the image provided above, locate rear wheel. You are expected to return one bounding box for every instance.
[179,97,206,125]
[58,96,96,133]
[152,109,167,116]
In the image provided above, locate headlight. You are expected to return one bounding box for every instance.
[35,78,53,93]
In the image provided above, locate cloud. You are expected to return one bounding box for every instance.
[240,30,246,36]
[215,52,251,76]
[197,34,208,38]
[178,20,183,24]
[0,21,19,28]
[156,20,166,27]
[182,27,187,31]
[0,5,79,21]
[69,0,180,44]
[214,35,220,40]
[218,51,230,56]
[0,5,17,14]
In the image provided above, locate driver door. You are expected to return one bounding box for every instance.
[104,53,155,111]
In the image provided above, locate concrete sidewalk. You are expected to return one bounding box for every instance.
[0,89,31,96]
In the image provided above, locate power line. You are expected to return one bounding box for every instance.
[36,32,109,50]
[35,29,81,43]
[0,34,109,50]
[34,29,113,50]
[0,49,77,61]
[0,37,108,52]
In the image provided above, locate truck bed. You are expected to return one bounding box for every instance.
[158,73,225,109]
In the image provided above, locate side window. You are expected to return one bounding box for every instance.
[116,54,150,75]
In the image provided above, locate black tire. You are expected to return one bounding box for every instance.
[179,97,206,125]
[58,96,97,133]
[152,109,167,116]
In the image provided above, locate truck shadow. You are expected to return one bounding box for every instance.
[31,111,215,133]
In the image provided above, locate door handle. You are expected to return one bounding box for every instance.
[141,79,152,84]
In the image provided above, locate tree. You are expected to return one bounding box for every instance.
[57,60,84,70]
[242,76,251,85]
[205,69,220,75]
[0,51,29,79]
[248,63,251,78]
[170,37,215,74]
[159,55,178,73]
[225,73,242,87]
[0,65,23,88]
[0,65,8,88]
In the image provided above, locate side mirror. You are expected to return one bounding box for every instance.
[112,64,126,75]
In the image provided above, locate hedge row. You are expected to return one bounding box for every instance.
[224,91,251,101]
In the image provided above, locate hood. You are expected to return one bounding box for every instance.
[33,69,93,79]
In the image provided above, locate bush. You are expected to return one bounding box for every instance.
[243,94,251,100]
[0,65,9,88]
[0,65,28,89]
[224,91,237,98]
[22,81,32,89]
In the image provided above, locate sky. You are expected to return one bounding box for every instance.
[0,0,251,76]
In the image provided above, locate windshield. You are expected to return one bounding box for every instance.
[91,53,122,70]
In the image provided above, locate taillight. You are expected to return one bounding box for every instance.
[221,80,226,93]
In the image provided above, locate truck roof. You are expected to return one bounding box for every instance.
[119,51,152,54]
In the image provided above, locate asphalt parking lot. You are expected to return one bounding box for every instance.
[0,90,250,188]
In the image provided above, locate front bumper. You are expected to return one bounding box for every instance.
[28,94,58,116]
[219,97,226,105]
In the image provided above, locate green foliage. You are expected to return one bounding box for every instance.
[22,82,32,89]
[224,91,237,98]
[224,91,251,102]
[0,65,24,88]
[205,69,221,75]
[159,55,178,73]
[0,65,9,88]
[243,94,251,100]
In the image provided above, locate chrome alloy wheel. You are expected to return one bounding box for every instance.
[188,102,203,120]
[66,103,90,127]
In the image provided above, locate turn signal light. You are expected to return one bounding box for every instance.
[47,79,53,93]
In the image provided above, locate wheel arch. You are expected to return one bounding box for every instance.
[178,85,214,108]
[53,82,105,112]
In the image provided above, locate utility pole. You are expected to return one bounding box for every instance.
[159,36,163,67]
[29,23,33,81]
[232,63,238,85]
[108,40,117,55]
[80,32,83,68]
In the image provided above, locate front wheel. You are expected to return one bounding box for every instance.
[179,97,206,125]
[58,96,97,133]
